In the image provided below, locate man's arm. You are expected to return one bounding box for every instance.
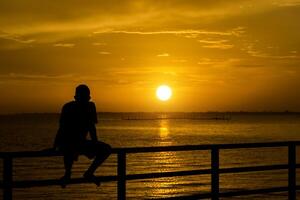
[89,102,98,142]
[53,106,65,150]
[89,124,98,142]
[53,130,60,149]
[53,104,67,150]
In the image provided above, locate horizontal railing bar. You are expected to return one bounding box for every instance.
[149,192,212,200]
[126,169,211,180]
[0,149,119,158]
[220,164,290,173]
[153,186,300,200]
[1,141,299,158]
[10,175,117,188]
[122,141,300,154]
[127,164,295,181]
[126,164,295,181]
[1,163,298,188]
[219,186,295,197]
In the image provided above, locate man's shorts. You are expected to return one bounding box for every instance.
[61,140,111,160]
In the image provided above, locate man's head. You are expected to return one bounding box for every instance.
[74,84,91,103]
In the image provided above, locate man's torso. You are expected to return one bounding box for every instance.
[57,101,97,147]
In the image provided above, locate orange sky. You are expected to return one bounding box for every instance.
[0,0,300,113]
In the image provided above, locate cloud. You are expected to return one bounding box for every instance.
[157,53,169,57]
[98,51,111,55]
[197,58,241,66]
[93,42,107,46]
[243,44,300,59]
[198,39,229,44]
[0,1,249,44]
[0,0,290,45]
[53,43,75,47]
[198,39,234,49]
[197,58,217,65]
[202,44,234,49]
[94,28,245,37]
[0,72,113,84]
[0,73,74,81]
[273,0,300,7]
[0,31,35,44]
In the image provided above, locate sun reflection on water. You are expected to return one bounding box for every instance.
[145,119,184,197]
[159,119,170,139]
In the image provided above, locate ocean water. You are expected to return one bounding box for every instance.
[0,112,300,200]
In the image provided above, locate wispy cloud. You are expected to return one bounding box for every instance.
[198,39,234,49]
[0,73,111,83]
[0,31,35,43]
[198,39,229,44]
[197,58,217,65]
[53,43,75,47]
[273,0,300,7]
[244,44,300,59]
[202,44,234,49]
[0,2,248,43]
[0,73,74,81]
[157,53,169,57]
[93,42,107,46]
[98,51,111,55]
[197,58,241,66]
[94,28,245,37]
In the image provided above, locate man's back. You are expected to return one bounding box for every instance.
[56,101,98,148]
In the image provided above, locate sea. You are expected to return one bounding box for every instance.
[0,112,300,200]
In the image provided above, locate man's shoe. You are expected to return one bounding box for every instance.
[83,172,101,187]
[59,175,71,188]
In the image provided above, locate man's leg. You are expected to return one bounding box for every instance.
[63,154,74,178]
[59,153,74,187]
[84,141,112,177]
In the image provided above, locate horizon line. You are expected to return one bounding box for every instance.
[1,111,300,116]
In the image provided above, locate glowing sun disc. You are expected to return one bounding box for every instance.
[156,85,172,101]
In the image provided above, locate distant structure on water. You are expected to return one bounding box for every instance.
[121,112,231,121]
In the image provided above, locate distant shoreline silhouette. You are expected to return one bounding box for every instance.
[1,111,300,117]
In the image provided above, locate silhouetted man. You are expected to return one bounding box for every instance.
[53,84,111,186]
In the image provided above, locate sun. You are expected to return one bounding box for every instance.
[156,85,172,101]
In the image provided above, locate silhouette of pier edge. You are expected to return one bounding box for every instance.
[1,141,299,200]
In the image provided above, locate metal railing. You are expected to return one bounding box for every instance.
[1,141,299,200]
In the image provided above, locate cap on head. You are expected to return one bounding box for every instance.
[74,84,91,102]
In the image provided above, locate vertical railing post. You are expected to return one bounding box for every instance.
[3,156,13,200]
[288,142,296,200]
[117,151,126,200]
[211,147,219,200]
